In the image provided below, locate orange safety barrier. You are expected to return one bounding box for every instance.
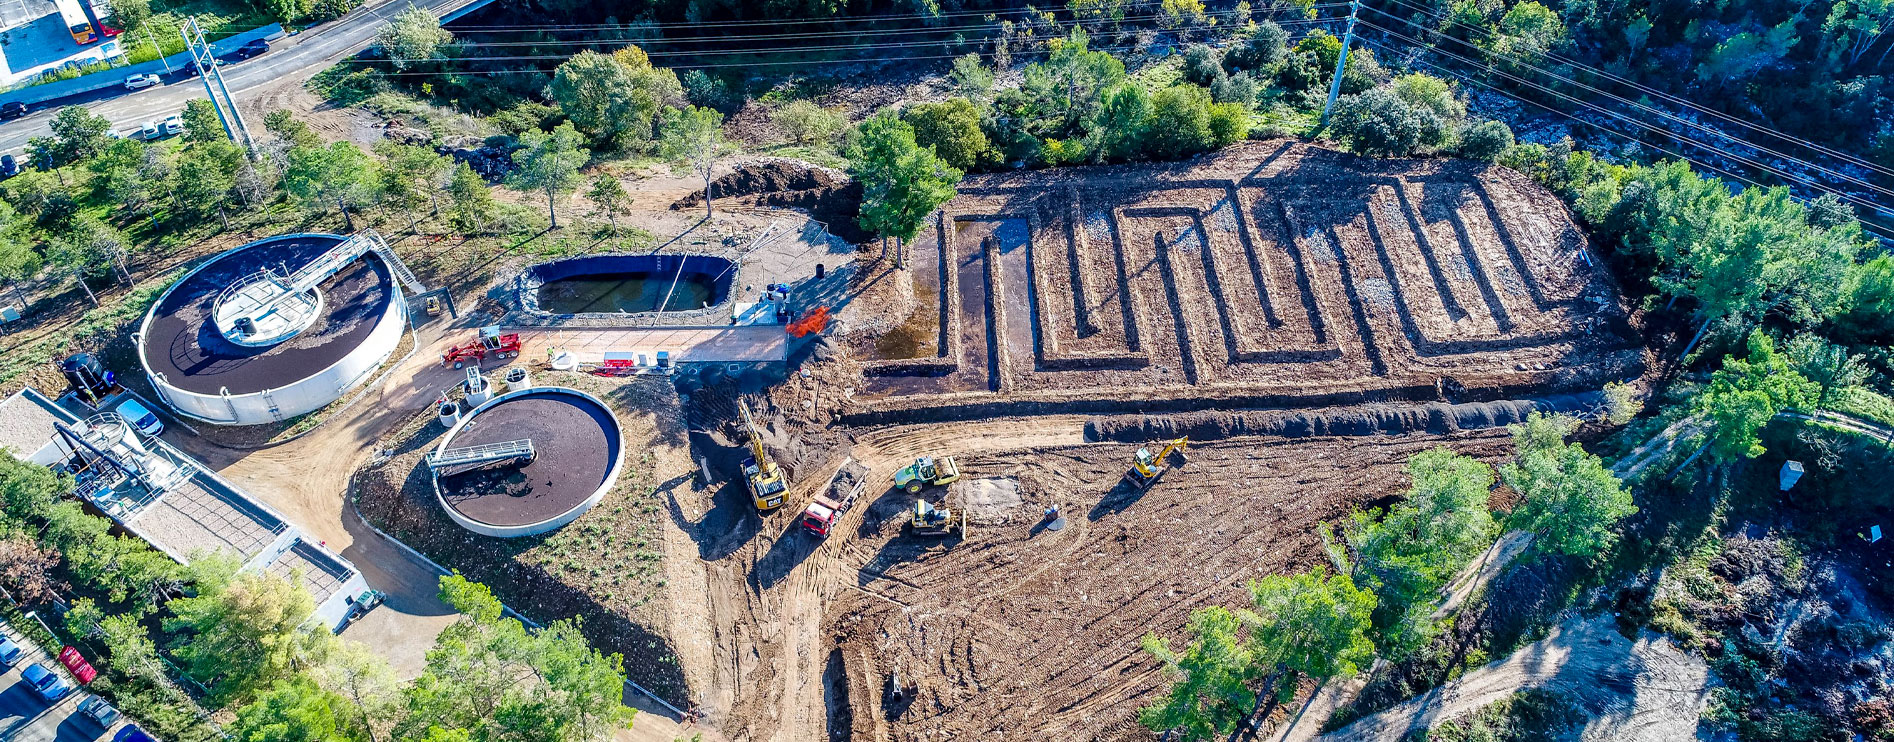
[787,306,830,338]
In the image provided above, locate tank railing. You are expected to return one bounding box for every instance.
[214,270,318,335]
[427,439,535,470]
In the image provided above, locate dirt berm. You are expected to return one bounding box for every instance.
[672,159,867,242]
[1085,394,1602,442]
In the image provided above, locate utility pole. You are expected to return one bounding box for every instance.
[1320,0,1362,126]
[181,16,253,152]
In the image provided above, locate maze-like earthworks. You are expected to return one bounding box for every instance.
[849,141,1644,419]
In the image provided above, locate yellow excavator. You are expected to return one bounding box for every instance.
[1123,436,1189,490]
[738,399,788,510]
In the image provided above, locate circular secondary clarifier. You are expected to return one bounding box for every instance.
[431,387,623,538]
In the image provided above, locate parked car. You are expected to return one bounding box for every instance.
[0,155,18,179]
[0,635,23,667]
[0,101,27,120]
[233,38,269,59]
[21,662,73,702]
[123,73,161,90]
[113,724,155,742]
[77,694,121,727]
[135,121,161,141]
[114,398,163,436]
[178,58,226,77]
[157,115,184,137]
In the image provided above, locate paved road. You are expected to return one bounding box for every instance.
[0,623,115,742]
[0,0,482,153]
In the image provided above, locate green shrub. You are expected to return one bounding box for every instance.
[1181,44,1223,86]
[904,98,989,171]
[489,101,561,136]
[1457,120,1514,162]
[309,65,390,106]
[1330,87,1430,157]
[682,70,742,113]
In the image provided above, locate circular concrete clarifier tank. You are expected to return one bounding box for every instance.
[430,387,623,538]
[136,233,406,426]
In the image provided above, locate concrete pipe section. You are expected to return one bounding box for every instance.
[430,387,623,538]
[137,233,407,426]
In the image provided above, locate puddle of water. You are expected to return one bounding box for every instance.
[537,273,717,314]
[874,283,940,359]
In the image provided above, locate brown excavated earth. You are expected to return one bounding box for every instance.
[140,235,396,395]
[437,392,620,528]
[840,139,1645,422]
[669,142,1655,742]
[671,160,869,242]
[824,430,1517,742]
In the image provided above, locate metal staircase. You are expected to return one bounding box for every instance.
[363,232,428,294]
[426,439,536,471]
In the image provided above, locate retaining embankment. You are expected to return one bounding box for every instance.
[1084,392,1604,442]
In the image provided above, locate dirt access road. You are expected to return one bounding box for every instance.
[671,413,1092,742]
[669,395,1524,742]
[1321,614,1711,742]
[164,327,707,742]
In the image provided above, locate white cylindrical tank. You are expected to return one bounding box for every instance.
[504,367,533,392]
[437,401,460,428]
[465,372,493,407]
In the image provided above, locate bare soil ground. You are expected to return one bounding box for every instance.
[352,370,697,701]
[822,430,1520,741]
[838,140,1644,421]
[666,397,1519,742]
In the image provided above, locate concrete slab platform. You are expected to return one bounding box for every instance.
[509,325,787,364]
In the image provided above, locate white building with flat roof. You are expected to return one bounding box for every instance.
[0,387,369,632]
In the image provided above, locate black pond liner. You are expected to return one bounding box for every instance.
[519,254,736,318]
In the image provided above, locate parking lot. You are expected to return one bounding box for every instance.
[0,1,123,88]
[0,621,117,742]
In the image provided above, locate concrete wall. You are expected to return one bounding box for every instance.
[431,387,624,538]
[0,24,285,109]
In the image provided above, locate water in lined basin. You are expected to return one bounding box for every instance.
[537,272,716,314]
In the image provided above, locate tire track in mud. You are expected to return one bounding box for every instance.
[697,416,1093,742]
[827,432,1521,741]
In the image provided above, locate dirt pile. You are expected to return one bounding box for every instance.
[1086,393,1602,442]
[671,159,868,242]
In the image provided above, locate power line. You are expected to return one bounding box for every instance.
[1373,0,1894,180]
[427,17,1342,55]
[1358,4,1894,205]
[442,6,1350,45]
[336,27,1338,75]
[1355,18,1894,225]
[443,3,1343,31]
[349,18,1343,66]
[1351,31,1894,241]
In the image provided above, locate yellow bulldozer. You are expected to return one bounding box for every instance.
[1123,436,1188,490]
[738,399,788,510]
[908,500,968,538]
